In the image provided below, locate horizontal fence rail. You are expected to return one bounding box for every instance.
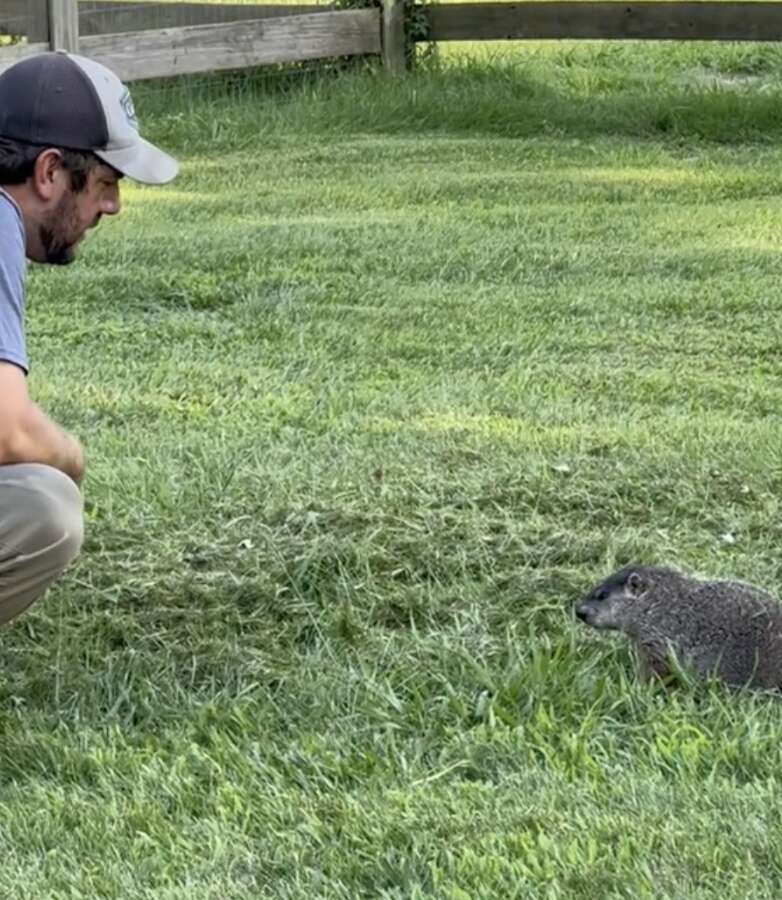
[0,40,50,68]
[77,10,381,81]
[77,1,336,37]
[425,2,782,41]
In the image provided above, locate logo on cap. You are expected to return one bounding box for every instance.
[120,88,138,132]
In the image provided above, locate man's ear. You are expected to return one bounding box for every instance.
[627,572,645,597]
[31,148,65,201]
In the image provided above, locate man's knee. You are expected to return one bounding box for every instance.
[0,463,84,572]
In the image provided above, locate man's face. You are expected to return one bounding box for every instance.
[39,162,122,265]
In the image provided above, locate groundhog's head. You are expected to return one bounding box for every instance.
[575,566,651,630]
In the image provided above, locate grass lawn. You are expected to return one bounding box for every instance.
[5,39,782,897]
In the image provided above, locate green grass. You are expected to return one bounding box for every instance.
[8,41,782,897]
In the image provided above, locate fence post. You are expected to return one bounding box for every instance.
[48,0,79,53]
[382,0,406,74]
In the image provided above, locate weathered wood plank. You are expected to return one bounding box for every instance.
[0,0,48,40]
[78,10,381,82]
[78,1,333,37]
[0,40,50,73]
[382,0,406,73]
[426,2,782,41]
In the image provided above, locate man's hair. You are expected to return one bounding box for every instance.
[0,136,99,192]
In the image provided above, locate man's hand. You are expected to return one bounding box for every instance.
[0,362,85,485]
[60,430,85,485]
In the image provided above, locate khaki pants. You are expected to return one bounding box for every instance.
[0,464,83,624]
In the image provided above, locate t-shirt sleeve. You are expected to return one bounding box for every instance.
[0,196,27,374]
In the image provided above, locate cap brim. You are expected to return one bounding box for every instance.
[95,137,179,185]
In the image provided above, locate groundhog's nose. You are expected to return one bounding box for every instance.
[575,604,590,622]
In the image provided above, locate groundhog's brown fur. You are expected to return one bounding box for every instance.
[576,565,782,690]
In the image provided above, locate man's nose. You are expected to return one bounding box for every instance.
[103,187,121,216]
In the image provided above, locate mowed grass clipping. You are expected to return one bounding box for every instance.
[6,43,782,897]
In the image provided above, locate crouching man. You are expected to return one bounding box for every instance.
[0,51,178,624]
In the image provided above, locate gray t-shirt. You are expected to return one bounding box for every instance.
[0,189,27,374]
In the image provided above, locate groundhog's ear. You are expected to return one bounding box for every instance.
[627,572,645,597]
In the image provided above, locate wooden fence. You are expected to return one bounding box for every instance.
[0,0,392,78]
[428,2,782,41]
[2,0,782,83]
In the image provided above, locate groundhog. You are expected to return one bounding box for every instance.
[575,565,782,690]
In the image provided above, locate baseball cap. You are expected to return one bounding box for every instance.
[0,51,178,185]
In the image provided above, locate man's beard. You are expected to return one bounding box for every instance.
[39,193,83,266]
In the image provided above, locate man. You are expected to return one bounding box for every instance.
[0,51,178,625]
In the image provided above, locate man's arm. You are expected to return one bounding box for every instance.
[0,362,84,484]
